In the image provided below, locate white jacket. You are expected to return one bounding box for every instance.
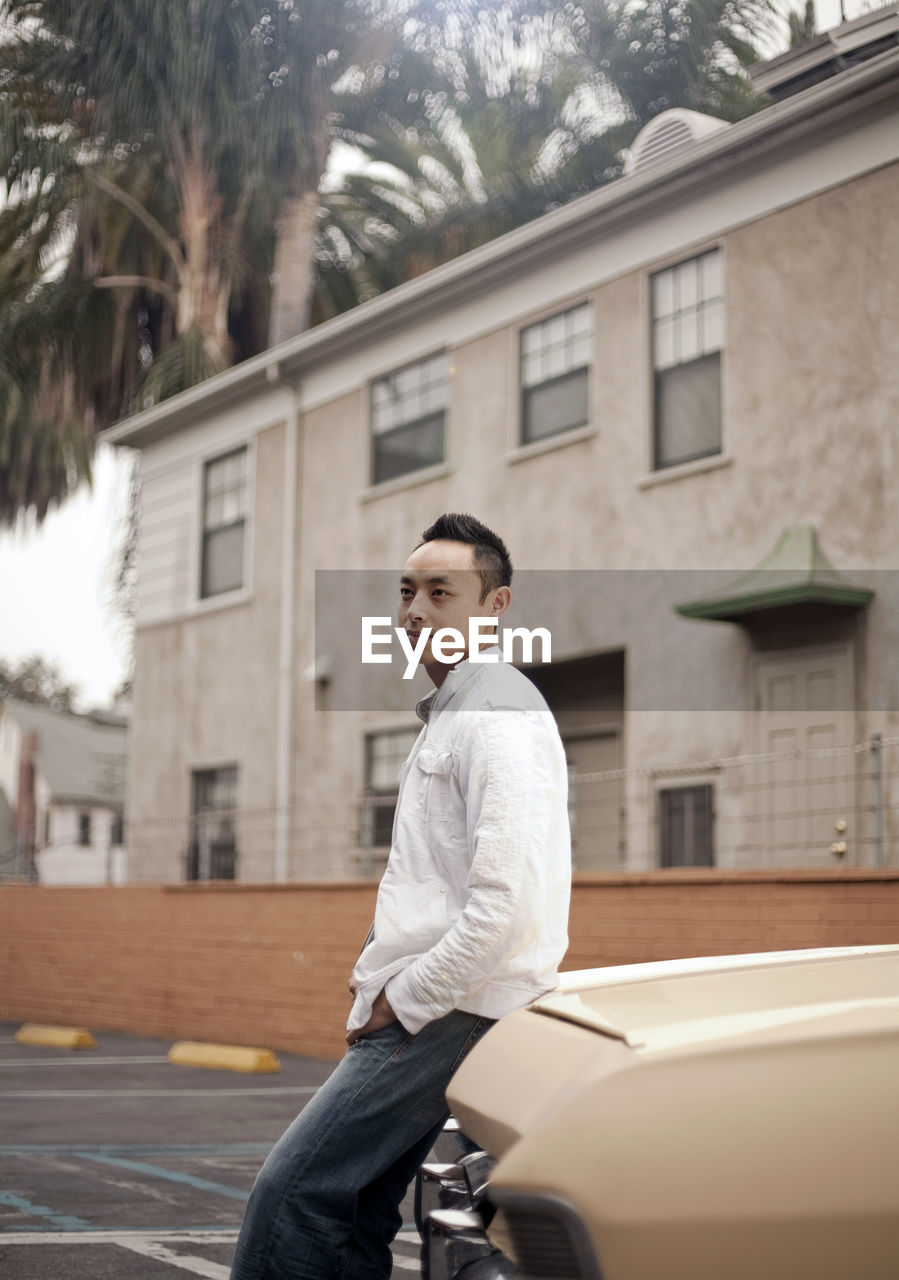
[348,649,571,1035]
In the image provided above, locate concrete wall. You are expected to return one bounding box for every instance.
[2,873,897,1060]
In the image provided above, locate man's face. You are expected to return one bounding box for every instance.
[398,539,508,678]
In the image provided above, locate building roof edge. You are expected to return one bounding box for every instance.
[101,46,899,450]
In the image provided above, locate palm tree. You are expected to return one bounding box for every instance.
[315,7,607,312]
[0,0,391,524]
[314,0,775,314]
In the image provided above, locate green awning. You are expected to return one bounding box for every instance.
[675,526,875,621]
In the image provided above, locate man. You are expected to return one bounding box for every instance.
[230,513,570,1280]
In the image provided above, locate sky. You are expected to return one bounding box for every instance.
[0,0,874,711]
[0,445,134,710]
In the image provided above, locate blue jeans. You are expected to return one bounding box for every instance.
[229,1010,495,1280]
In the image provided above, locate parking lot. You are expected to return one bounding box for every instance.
[0,1022,425,1278]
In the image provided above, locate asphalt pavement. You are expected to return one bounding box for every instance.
[0,1022,426,1278]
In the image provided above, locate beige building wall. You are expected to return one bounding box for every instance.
[122,83,899,881]
[289,163,898,879]
[127,418,288,881]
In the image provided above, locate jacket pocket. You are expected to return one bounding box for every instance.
[415,745,460,852]
[416,745,455,776]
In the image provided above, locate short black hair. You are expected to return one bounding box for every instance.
[417,513,512,600]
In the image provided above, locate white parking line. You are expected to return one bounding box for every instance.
[0,1056,171,1067]
[0,1231,235,1278]
[115,1237,230,1278]
[0,1229,420,1276]
[391,1254,421,1271]
[0,1231,238,1244]
[0,1087,316,1098]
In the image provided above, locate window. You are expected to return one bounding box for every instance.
[520,303,592,445]
[188,767,238,880]
[78,811,92,846]
[652,249,723,469]
[110,812,124,846]
[201,447,247,599]
[659,784,714,867]
[361,730,419,848]
[371,354,448,485]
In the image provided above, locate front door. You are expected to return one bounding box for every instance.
[753,647,854,866]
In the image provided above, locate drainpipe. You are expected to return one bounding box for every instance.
[274,382,300,883]
[871,732,884,869]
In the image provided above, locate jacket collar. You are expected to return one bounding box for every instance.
[415,645,503,722]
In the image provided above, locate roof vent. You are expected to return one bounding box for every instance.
[623,109,731,176]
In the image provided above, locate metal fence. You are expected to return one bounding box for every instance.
[11,734,899,884]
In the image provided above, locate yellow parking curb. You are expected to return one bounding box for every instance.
[167,1041,281,1074]
[15,1024,97,1050]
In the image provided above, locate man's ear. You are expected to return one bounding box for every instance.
[491,586,511,618]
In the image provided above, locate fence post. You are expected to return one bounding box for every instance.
[871,732,883,868]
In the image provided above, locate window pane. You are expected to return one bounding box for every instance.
[205,492,226,529]
[202,521,245,597]
[205,455,228,495]
[204,448,247,537]
[545,313,566,348]
[652,269,675,319]
[520,305,593,442]
[546,338,568,379]
[702,298,724,353]
[394,366,416,398]
[189,766,238,880]
[523,368,588,444]
[677,257,699,309]
[372,413,445,485]
[221,488,244,525]
[678,308,701,363]
[370,356,448,481]
[569,333,591,370]
[660,785,714,867]
[654,354,721,468]
[364,730,419,847]
[521,348,542,388]
[521,326,541,357]
[654,317,676,370]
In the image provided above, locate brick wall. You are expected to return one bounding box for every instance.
[1,870,898,1060]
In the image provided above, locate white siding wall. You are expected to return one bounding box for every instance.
[135,386,292,630]
[38,804,125,886]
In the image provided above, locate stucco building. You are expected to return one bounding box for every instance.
[104,17,899,883]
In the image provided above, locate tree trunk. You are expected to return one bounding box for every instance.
[176,158,232,363]
[269,187,321,346]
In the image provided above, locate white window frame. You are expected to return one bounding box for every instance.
[513,300,595,453]
[368,351,450,488]
[639,243,729,484]
[655,772,718,868]
[189,437,256,613]
[187,761,240,882]
[360,726,420,851]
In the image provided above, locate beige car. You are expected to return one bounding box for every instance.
[423,945,899,1280]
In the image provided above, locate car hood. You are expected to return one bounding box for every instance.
[447,945,899,1159]
[531,945,899,1052]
